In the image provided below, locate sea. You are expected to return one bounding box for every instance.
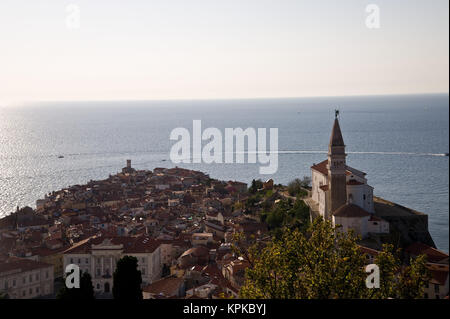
[0,94,448,252]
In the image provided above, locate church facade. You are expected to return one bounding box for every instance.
[310,114,388,238]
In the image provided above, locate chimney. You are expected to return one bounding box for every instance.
[127,159,131,168]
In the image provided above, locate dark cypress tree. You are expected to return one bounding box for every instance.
[57,271,95,299]
[112,255,143,299]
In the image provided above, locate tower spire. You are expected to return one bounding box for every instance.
[326,111,347,218]
[329,112,345,147]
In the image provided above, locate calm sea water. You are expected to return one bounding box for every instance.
[0,94,448,252]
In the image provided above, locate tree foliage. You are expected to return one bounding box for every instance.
[239,218,430,299]
[249,179,264,194]
[261,198,310,235]
[370,244,430,299]
[287,177,310,197]
[0,292,9,299]
[112,255,143,300]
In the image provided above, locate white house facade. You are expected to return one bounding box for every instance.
[63,235,162,294]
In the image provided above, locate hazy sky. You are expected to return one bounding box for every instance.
[0,0,448,103]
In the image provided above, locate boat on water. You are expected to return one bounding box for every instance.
[58,155,64,158]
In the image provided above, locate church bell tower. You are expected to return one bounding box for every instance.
[326,110,347,219]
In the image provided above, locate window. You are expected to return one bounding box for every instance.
[85,258,89,264]
[78,258,81,264]
[4,281,8,289]
[22,291,26,297]
[13,279,16,287]
[29,288,32,295]
[142,268,145,275]
[29,275,32,282]
[70,258,74,263]
[434,284,440,293]
[46,271,49,279]
[36,274,39,281]
[23,277,26,284]
[363,194,366,200]
[36,287,39,293]
[97,269,100,276]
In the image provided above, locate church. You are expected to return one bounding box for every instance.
[309,112,389,238]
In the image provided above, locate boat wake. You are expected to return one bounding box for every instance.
[274,150,448,157]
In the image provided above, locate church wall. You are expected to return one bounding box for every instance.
[311,170,327,203]
[346,184,375,214]
[333,216,369,238]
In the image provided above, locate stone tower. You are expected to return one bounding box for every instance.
[326,112,347,219]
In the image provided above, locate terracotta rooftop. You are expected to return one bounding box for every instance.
[63,235,161,255]
[311,160,366,177]
[358,245,380,256]
[333,204,370,218]
[0,257,52,274]
[405,242,449,263]
[142,276,184,296]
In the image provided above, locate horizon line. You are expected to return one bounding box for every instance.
[3,91,449,106]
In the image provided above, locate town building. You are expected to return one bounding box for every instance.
[63,235,162,295]
[0,257,54,299]
[308,113,388,238]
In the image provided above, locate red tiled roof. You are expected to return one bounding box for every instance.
[311,160,328,175]
[142,276,184,296]
[333,204,370,218]
[405,242,449,263]
[358,245,380,256]
[311,160,366,177]
[63,235,161,255]
[0,257,52,274]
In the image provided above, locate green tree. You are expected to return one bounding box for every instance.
[370,244,430,299]
[287,177,310,197]
[57,271,95,299]
[261,198,310,234]
[249,179,263,194]
[239,218,430,299]
[113,255,143,300]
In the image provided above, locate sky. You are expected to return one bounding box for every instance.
[0,0,448,104]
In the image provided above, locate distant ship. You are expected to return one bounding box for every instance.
[58,155,64,158]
